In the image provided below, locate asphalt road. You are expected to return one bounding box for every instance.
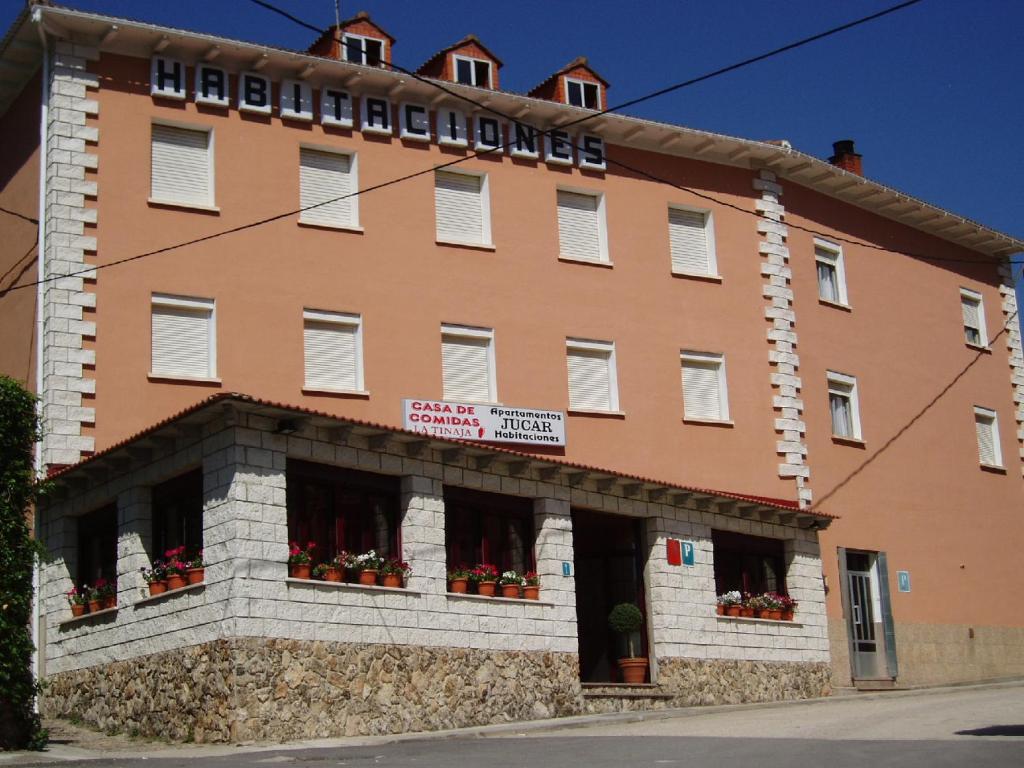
[3,683,1022,767]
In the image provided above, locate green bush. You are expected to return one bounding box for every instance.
[608,602,644,658]
[0,375,48,750]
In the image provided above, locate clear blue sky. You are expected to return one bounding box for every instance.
[3,0,1022,246]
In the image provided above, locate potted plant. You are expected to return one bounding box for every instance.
[447,565,471,593]
[99,579,117,610]
[66,586,87,617]
[84,582,102,613]
[140,561,167,596]
[716,590,742,616]
[186,550,205,584]
[315,555,343,582]
[498,570,524,598]
[778,593,797,621]
[334,550,354,581]
[523,571,540,600]
[288,541,316,579]
[353,549,384,585]
[608,602,648,684]
[745,593,764,618]
[380,557,411,588]
[761,592,784,620]
[164,546,189,590]
[470,563,499,596]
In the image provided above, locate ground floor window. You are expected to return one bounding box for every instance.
[77,504,117,586]
[444,487,534,574]
[286,460,400,565]
[712,529,786,595]
[152,468,203,559]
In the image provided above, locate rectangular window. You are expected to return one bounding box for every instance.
[668,206,717,276]
[342,33,384,67]
[454,55,491,87]
[444,487,534,576]
[712,530,786,596]
[299,147,357,229]
[303,310,363,393]
[152,469,203,561]
[681,351,729,421]
[286,460,400,566]
[434,170,491,246]
[815,240,848,305]
[77,504,117,588]
[974,406,1002,468]
[827,371,862,440]
[151,294,216,380]
[151,123,213,207]
[557,189,608,263]
[961,288,987,347]
[441,324,495,403]
[566,338,618,412]
[565,78,599,109]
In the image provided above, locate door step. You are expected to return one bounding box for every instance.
[853,678,898,691]
[581,682,674,700]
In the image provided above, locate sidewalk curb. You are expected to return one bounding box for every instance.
[3,677,1022,764]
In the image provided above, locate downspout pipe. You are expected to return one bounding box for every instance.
[31,4,49,696]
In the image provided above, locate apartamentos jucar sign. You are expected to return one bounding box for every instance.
[150,57,607,170]
[403,400,566,446]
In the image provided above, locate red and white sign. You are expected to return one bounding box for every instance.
[402,399,566,446]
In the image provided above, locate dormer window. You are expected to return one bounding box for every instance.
[342,33,384,67]
[454,55,492,87]
[565,78,600,109]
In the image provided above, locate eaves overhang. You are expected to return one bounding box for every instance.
[0,7,42,117]
[5,3,1021,261]
[44,392,837,529]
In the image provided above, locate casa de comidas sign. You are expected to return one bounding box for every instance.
[402,399,566,446]
[150,57,607,170]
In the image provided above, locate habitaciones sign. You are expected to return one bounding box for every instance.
[150,56,606,170]
[402,399,566,446]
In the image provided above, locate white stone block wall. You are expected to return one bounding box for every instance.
[997,262,1024,473]
[41,408,828,676]
[41,43,100,467]
[756,170,812,507]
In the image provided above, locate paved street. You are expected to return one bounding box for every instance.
[2,682,1021,767]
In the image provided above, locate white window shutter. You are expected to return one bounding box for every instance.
[442,336,490,401]
[682,361,721,419]
[557,191,601,261]
[961,297,980,330]
[152,305,211,377]
[669,208,709,274]
[435,171,483,243]
[567,349,611,410]
[300,149,353,227]
[975,414,997,465]
[151,124,211,205]
[304,321,358,390]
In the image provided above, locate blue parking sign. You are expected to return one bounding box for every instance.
[897,570,911,592]
[681,541,695,566]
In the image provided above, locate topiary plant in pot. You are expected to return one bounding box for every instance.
[608,602,648,684]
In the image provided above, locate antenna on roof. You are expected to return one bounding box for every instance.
[333,0,341,31]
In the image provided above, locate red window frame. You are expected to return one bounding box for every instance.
[444,486,534,574]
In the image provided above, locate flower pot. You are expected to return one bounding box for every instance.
[477,580,496,597]
[103,595,117,610]
[358,569,378,586]
[781,609,794,621]
[501,584,521,598]
[289,564,311,580]
[449,577,468,594]
[726,605,741,617]
[716,604,725,616]
[71,603,86,617]
[523,585,540,600]
[617,658,648,684]
[757,608,771,619]
[149,580,167,596]
[382,573,403,589]
[87,599,101,613]
[323,567,342,583]
[740,607,755,618]
[187,567,205,585]
[768,609,782,621]
[167,573,188,590]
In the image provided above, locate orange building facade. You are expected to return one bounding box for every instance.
[1,3,1023,741]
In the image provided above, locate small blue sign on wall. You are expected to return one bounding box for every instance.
[562,561,572,577]
[897,570,911,593]
[681,541,695,567]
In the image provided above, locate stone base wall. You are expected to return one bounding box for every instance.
[42,638,582,743]
[828,619,1024,688]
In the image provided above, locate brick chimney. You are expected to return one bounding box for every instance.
[829,139,862,175]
